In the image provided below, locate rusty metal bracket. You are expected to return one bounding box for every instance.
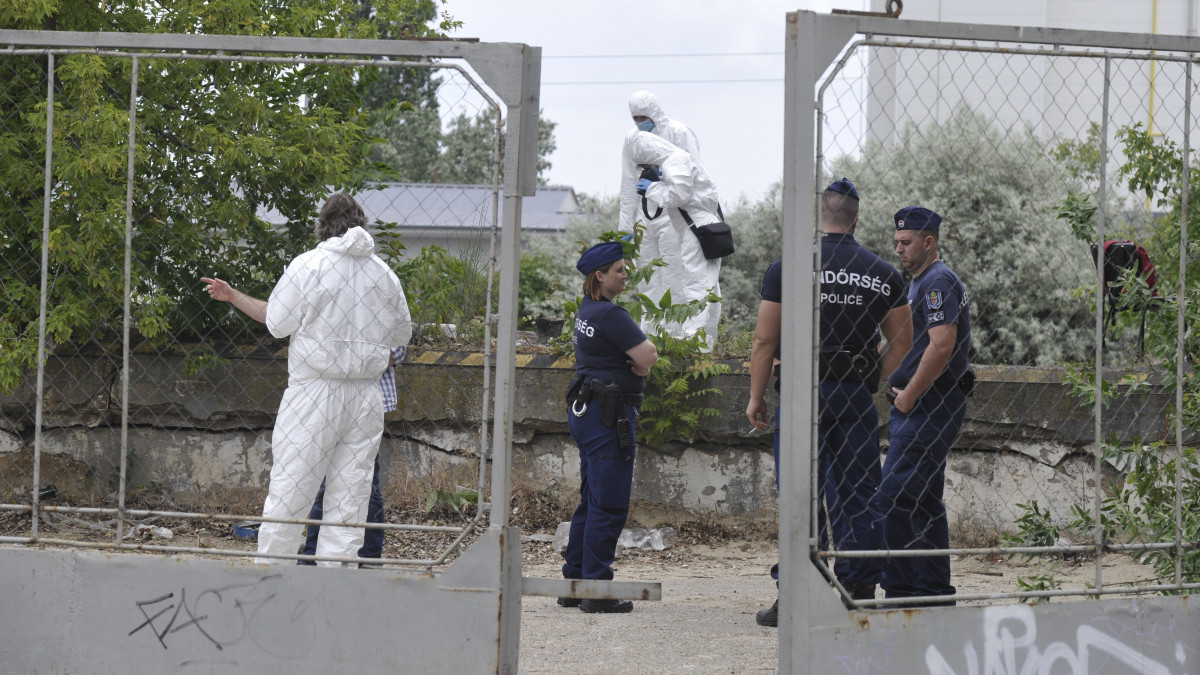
[832,0,902,19]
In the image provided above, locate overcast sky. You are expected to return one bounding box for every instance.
[445,0,864,204]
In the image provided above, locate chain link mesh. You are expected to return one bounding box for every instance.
[0,49,504,569]
[813,38,1197,604]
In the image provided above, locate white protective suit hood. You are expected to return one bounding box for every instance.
[318,223,377,257]
[266,225,412,384]
[626,131,721,222]
[626,130,680,168]
[629,90,668,124]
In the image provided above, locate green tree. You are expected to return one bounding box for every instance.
[1046,122,1200,586]
[358,0,447,183]
[832,106,1093,365]
[435,109,558,185]
[712,185,783,332]
[0,0,454,390]
[519,193,614,322]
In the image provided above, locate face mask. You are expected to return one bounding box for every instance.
[636,119,655,133]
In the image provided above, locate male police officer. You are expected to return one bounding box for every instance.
[878,206,973,606]
[746,178,912,625]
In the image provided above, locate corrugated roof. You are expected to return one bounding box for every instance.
[260,183,581,232]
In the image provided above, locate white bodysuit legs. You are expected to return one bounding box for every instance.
[257,378,382,564]
[256,226,411,565]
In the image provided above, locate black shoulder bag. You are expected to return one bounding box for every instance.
[639,188,735,260]
[679,205,735,259]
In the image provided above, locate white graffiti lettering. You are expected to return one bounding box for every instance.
[923,606,1175,675]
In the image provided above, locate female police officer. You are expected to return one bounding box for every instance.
[559,241,658,613]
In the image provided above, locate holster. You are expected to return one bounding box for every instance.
[588,379,644,450]
[591,379,623,427]
[565,375,588,407]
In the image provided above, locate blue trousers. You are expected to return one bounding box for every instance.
[772,381,884,587]
[298,456,385,564]
[875,390,965,600]
[561,404,637,581]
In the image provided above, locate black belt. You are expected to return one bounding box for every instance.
[771,350,879,384]
[589,378,643,406]
[930,370,976,395]
[566,376,643,410]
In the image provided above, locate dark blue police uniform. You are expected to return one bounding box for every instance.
[761,229,905,592]
[562,295,647,582]
[878,257,971,602]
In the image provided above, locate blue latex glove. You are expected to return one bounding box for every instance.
[620,233,635,243]
[649,166,662,181]
[636,178,653,195]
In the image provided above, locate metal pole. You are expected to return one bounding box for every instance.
[781,12,820,673]
[115,55,139,544]
[476,101,503,519]
[1093,55,1112,592]
[1175,61,1190,587]
[31,53,56,540]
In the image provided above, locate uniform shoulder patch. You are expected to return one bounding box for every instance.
[927,288,943,310]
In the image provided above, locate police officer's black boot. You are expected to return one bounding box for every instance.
[580,598,634,613]
[755,599,778,627]
[842,583,877,609]
[556,597,581,608]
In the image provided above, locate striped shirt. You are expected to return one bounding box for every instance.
[379,345,407,412]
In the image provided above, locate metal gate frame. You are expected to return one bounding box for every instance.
[782,11,1198,673]
[0,28,538,673]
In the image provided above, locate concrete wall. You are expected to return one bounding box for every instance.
[0,350,1189,532]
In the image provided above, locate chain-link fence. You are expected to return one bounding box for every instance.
[0,43,513,570]
[796,20,1198,609]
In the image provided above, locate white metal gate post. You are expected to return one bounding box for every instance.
[780,11,862,673]
[488,40,542,672]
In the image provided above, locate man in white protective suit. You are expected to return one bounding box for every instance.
[625,130,723,350]
[254,193,412,566]
[618,91,702,334]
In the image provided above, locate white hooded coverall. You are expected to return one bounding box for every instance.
[256,225,412,565]
[625,131,723,348]
[619,91,702,335]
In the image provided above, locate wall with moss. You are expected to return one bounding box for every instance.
[0,351,1187,532]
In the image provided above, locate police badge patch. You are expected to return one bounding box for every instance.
[927,289,944,309]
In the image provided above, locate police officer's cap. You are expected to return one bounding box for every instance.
[576,241,625,276]
[826,177,859,200]
[894,206,941,231]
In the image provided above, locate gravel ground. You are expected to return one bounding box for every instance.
[516,539,1159,674]
[519,541,780,674]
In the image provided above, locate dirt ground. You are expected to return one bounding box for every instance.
[516,538,1160,674]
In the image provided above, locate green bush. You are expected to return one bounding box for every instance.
[1051,122,1200,588]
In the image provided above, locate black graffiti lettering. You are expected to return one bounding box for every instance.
[129,592,178,649]
[130,575,315,656]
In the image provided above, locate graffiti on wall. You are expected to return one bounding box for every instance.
[129,574,325,658]
[924,605,1189,675]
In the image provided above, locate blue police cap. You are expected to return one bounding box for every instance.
[826,177,859,200]
[576,241,625,276]
[894,206,941,231]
